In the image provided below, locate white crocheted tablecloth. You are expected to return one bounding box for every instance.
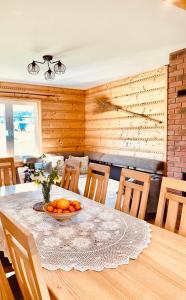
[0,185,151,272]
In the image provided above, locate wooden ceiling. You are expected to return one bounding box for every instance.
[164,0,186,10]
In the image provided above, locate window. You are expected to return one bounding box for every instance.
[0,100,41,157]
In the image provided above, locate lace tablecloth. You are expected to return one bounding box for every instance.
[0,185,151,272]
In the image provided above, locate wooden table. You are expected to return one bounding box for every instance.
[1,184,186,300]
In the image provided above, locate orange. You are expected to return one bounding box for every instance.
[74,203,81,210]
[53,209,58,213]
[69,205,76,212]
[56,199,70,210]
[71,200,80,206]
[51,200,57,208]
[57,209,62,213]
[47,205,54,212]
[63,210,70,213]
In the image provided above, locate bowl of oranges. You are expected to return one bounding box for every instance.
[43,198,82,221]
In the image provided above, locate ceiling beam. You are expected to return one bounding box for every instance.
[163,0,186,10]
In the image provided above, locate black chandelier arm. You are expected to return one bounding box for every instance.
[33,60,45,65]
[50,60,61,64]
[30,59,64,65]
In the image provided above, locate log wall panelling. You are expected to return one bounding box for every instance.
[0,66,167,159]
[0,82,85,154]
[85,66,167,161]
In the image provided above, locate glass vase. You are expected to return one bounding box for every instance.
[42,182,51,203]
[33,182,51,212]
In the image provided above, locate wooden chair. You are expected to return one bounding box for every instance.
[61,159,80,193]
[155,177,186,237]
[0,157,16,186]
[84,163,110,204]
[0,260,15,300]
[0,210,51,300]
[0,250,13,273]
[115,169,151,220]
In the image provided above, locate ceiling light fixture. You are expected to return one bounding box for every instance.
[27,55,66,80]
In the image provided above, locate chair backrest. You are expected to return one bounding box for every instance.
[0,260,15,300]
[84,163,110,204]
[61,159,80,193]
[155,177,186,237]
[115,168,151,219]
[0,210,51,300]
[0,157,16,186]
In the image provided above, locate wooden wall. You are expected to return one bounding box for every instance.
[0,82,85,154]
[0,66,167,160]
[85,67,167,161]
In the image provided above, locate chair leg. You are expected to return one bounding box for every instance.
[8,274,24,300]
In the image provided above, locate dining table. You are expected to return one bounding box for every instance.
[0,183,186,300]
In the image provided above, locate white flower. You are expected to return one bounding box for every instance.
[31,172,47,184]
[34,174,47,183]
[53,176,61,184]
[30,174,35,180]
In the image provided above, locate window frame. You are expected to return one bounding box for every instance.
[0,98,42,158]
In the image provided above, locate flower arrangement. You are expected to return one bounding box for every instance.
[31,169,61,185]
[31,169,61,203]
